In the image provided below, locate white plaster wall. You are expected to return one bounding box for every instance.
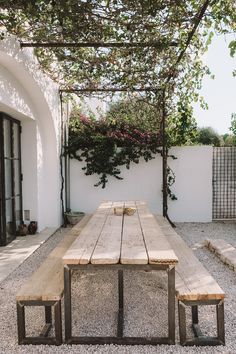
[70,157,163,214]
[70,146,213,222]
[168,146,213,222]
[21,120,38,221]
[0,36,61,230]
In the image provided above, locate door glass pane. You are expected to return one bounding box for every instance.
[3,119,11,158]
[4,159,12,198]
[14,160,20,196]
[1,116,22,245]
[15,196,21,228]
[13,124,19,158]
[5,199,13,237]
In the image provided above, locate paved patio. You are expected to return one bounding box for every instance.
[0,228,57,283]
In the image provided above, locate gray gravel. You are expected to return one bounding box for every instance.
[0,221,236,354]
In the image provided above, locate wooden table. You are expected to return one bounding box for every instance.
[63,201,178,345]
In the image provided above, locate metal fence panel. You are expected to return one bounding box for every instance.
[213,147,236,220]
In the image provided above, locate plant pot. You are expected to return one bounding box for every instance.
[64,212,85,225]
[18,223,28,236]
[28,221,38,235]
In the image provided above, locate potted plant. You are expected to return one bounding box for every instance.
[18,221,28,236]
[64,210,85,225]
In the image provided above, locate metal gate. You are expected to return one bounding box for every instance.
[213,147,236,220]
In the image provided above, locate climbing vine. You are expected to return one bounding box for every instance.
[65,110,162,188]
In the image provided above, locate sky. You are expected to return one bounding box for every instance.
[193,34,236,134]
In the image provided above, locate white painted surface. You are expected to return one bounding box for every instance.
[70,146,213,222]
[0,36,61,230]
[168,146,213,222]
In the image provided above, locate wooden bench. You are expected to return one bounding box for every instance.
[156,216,225,346]
[16,214,91,345]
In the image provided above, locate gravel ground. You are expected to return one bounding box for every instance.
[0,221,236,354]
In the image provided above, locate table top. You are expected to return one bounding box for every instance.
[63,201,178,266]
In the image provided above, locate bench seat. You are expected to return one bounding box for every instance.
[156,216,225,346]
[16,214,91,345]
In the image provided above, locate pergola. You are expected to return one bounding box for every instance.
[2,0,214,224]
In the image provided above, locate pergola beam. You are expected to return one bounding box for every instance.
[20,41,178,49]
[167,0,212,81]
[60,87,161,93]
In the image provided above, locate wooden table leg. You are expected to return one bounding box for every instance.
[167,265,175,344]
[64,265,72,343]
[117,269,124,337]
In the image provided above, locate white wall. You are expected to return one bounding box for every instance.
[70,146,213,222]
[0,36,61,230]
[168,146,212,222]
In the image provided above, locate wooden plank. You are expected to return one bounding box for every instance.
[42,266,64,301]
[48,214,92,260]
[41,215,93,301]
[16,257,61,301]
[155,215,225,301]
[63,202,112,265]
[166,228,224,300]
[121,201,148,264]
[91,201,124,264]
[136,202,178,265]
[16,215,92,301]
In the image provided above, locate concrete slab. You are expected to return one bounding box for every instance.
[0,227,58,283]
[205,238,236,272]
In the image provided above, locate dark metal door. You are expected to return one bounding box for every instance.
[0,113,23,246]
[213,147,236,220]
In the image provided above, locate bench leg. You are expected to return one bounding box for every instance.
[191,306,203,338]
[39,306,53,338]
[217,301,225,345]
[192,305,198,324]
[45,306,52,324]
[178,300,225,346]
[178,301,187,345]
[17,302,26,344]
[16,300,62,345]
[64,265,72,342]
[54,300,62,345]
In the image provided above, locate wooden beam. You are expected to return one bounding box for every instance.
[60,87,161,93]
[167,0,212,82]
[20,41,178,49]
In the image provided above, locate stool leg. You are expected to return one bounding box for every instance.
[17,302,26,344]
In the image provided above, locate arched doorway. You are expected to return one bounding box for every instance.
[0,112,23,245]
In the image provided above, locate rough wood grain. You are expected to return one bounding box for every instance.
[63,202,112,265]
[16,214,91,301]
[121,201,148,264]
[91,201,124,264]
[136,201,178,265]
[155,215,225,301]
